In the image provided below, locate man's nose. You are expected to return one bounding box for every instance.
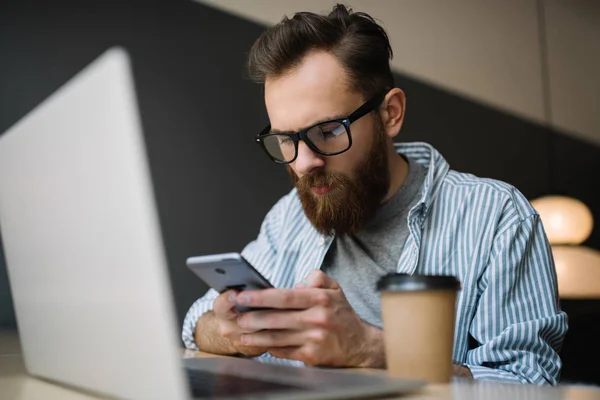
[293,141,325,175]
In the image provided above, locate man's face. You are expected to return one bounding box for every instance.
[264,51,390,236]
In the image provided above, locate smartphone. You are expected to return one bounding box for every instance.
[186,252,274,312]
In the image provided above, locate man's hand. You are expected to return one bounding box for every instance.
[452,364,473,378]
[194,290,267,357]
[235,270,385,367]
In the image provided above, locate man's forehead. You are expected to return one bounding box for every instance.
[264,55,362,132]
[264,90,357,133]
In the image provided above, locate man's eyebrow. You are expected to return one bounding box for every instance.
[269,114,346,134]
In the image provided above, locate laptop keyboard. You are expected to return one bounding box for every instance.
[185,367,307,399]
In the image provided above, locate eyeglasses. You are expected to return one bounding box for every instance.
[255,93,386,164]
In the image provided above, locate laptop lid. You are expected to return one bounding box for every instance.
[0,47,189,400]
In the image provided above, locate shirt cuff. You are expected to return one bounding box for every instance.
[466,364,525,383]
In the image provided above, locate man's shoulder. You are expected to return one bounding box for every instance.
[436,169,537,222]
[443,169,517,193]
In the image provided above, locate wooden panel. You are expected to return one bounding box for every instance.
[198,0,546,125]
[545,0,600,146]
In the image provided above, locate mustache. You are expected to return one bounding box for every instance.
[296,171,349,189]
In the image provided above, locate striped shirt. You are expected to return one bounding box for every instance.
[182,142,567,384]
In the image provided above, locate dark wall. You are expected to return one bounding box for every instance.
[0,0,291,330]
[1,0,599,382]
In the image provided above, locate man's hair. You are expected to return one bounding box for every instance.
[247,4,394,100]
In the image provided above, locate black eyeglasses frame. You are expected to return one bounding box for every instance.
[255,93,386,164]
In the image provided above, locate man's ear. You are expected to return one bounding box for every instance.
[379,88,406,139]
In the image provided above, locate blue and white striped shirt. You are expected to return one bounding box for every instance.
[182,142,567,384]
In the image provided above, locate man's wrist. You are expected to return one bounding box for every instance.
[356,324,386,368]
[452,363,473,378]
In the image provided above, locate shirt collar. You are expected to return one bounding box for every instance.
[393,141,451,219]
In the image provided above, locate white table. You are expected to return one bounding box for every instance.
[1,330,599,399]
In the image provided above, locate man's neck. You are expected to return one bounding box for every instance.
[381,145,409,204]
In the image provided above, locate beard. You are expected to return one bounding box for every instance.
[287,117,390,237]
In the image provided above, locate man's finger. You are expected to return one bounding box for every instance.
[268,344,321,366]
[213,290,239,320]
[241,329,306,348]
[237,309,305,331]
[303,270,340,289]
[236,288,324,309]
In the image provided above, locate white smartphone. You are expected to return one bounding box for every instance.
[186,252,274,312]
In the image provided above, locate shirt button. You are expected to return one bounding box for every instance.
[318,237,326,246]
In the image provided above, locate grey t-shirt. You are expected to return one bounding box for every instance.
[321,156,427,328]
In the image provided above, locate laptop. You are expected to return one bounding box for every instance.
[0,47,425,399]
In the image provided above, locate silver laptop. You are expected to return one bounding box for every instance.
[0,47,425,400]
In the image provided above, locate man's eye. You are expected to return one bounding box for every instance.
[320,124,346,138]
[278,136,294,145]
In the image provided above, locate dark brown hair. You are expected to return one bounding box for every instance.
[246,4,394,100]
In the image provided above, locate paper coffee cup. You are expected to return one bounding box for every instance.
[377,274,461,383]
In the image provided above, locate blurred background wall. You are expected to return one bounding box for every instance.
[0,0,598,383]
[200,0,600,147]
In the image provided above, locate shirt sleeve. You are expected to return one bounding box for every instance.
[181,195,288,350]
[465,214,568,384]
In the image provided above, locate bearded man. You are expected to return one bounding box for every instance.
[182,4,567,384]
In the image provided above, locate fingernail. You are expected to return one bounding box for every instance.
[238,294,250,304]
[228,293,237,303]
[241,334,248,344]
[295,282,307,289]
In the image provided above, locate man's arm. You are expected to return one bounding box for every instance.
[182,289,220,350]
[194,310,238,355]
[466,214,567,384]
[194,308,267,357]
[453,365,473,378]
